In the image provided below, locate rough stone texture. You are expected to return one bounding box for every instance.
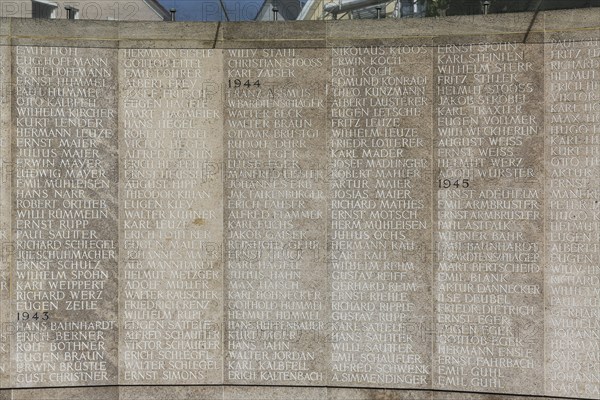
[11,43,119,387]
[222,29,329,391]
[432,38,545,396]
[118,46,224,385]
[0,21,11,390]
[222,21,326,49]
[0,8,598,400]
[326,12,545,47]
[224,386,326,399]
[9,18,118,50]
[119,386,222,399]
[327,43,433,389]
[543,28,600,400]
[118,21,220,50]
[430,392,568,400]
[12,387,117,399]
[223,46,330,387]
[328,388,432,399]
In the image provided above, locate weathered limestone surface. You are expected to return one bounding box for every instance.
[0,8,598,400]
[433,36,545,395]
[223,44,330,386]
[327,41,433,390]
[12,387,118,399]
[12,42,119,387]
[118,45,224,386]
[119,386,222,399]
[0,17,10,392]
[544,25,600,400]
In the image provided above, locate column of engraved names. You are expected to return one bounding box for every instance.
[545,36,600,399]
[224,48,328,385]
[120,48,223,384]
[434,42,544,394]
[0,43,9,387]
[329,45,431,388]
[13,46,118,386]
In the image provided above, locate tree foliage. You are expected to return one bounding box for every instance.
[425,0,450,17]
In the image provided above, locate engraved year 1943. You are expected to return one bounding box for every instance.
[17,311,49,321]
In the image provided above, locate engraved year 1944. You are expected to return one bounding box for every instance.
[228,79,261,88]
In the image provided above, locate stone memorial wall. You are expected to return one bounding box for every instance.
[0,10,599,400]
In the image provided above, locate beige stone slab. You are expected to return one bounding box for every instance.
[327,43,434,389]
[326,12,546,46]
[10,19,118,48]
[328,388,432,399]
[0,18,10,37]
[119,22,219,49]
[543,8,600,33]
[12,386,117,399]
[0,389,10,400]
[11,44,119,387]
[224,386,326,400]
[327,21,433,47]
[223,47,329,386]
[118,46,224,385]
[0,11,597,397]
[430,392,566,400]
[543,29,600,400]
[120,386,222,400]
[220,21,326,48]
[0,30,10,390]
[432,38,545,396]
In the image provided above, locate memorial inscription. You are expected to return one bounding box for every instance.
[12,45,118,386]
[0,39,10,389]
[0,13,598,400]
[329,45,432,388]
[545,34,600,399]
[224,48,329,385]
[433,41,544,394]
[119,48,223,384]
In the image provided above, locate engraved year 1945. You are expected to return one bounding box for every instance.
[438,179,470,189]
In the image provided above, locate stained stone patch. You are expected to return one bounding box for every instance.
[328,388,432,400]
[119,386,223,400]
[430,393,567,400]
[12,387,117,400]
[224,386,327,400]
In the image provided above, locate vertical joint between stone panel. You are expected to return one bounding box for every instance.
[325,44,331,387]
[541,30,546,397]
[116,41,121,388]
[221,45,226,387]
[8,40,14,391]
[430,38,435,391]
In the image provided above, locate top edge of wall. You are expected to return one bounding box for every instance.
[0,8,598,48]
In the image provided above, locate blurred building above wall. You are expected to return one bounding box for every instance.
[295,0,600,20]
[0,0,170,20]
[255,0,304,20]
